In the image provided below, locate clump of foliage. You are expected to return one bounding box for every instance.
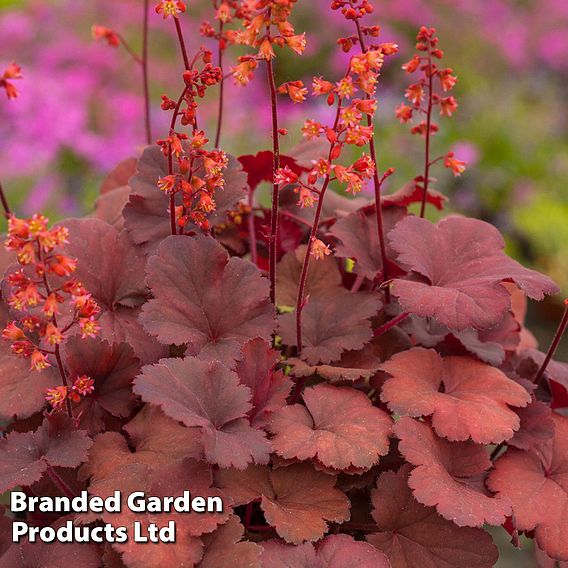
[0,1,567,567]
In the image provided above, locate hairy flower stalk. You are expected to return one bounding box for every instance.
[266,46,281,306]
[214,18,225,148]
[0,179,11,217]
[353,17,391,301]
[142,0,152,145]
[420,40,434,218]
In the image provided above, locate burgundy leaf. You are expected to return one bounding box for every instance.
[270,384,391,470]
[488,413,568,561]
[61,218,166,364]
[330,205,406,279]
[380,348,530,443]
[216,463,350,544]
[279,289,382,365]
[393,417,511,527]
[367,465,499,568]
[100,157,137,195]
[275,245,341,306]
[63,337,140,434]
[133,357,270,469]
[235,338,293,428]
[141,235,274,363]
[0,414,92,493]
[388,216,558,331]
[0,342,56,422]
[260,534,389,568]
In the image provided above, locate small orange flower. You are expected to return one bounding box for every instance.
[155,0,186,19]
[2,322,25,342]
[285,33,306,55]
[444,152,467,176]
[72,375,95,396]
[91,25,120,47]
[310,238,332,261]
[31,350,51,371]
[45,386,67,409]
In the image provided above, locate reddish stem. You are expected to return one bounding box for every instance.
[266,53,280,306]
[295,101,343,353]
[0,180,12,218]
[142,0,152,145]
[46,466,77,500]
[243,501,255,529]
[373,311,409,337]
[534,301,568,387]
[354,18,390,303]
[419,44,434,218]
[248,189,258,266]
[174,17,191,70]
[214,21,225,148]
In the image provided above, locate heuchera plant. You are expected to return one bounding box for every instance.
[1,1,567,566]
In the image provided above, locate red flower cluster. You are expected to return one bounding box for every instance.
[2,215,100,408]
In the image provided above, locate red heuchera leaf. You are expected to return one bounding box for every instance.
[279,289,382,365]
[80,406,203,482]
[0,414,92,493]
[393,417,511,527]
[275,245,341,306]
[380,181,448,210]
[235,338,293,428]
[61,218,166,364]
[133,357,270,469]
[124,145,247,250]
[380,348,530,443]
[93,185,130,231]
[100,156,137,195]
[269,384,391,470]
[0,515,102,568]
[508,400,555,452]
[199,515,262,568]
[488,413,568,561]
[0,341,56,422]
[141,235,274,363]
[330,206,406,279]
[215,464,350,544]
[63,337,140,434]
[238,151,310,191]
[388,216,558,331]
[260,534,389,568]
[367,465,499,568]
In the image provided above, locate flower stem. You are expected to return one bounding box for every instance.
[419,44,434,218]
[0,180,12,218]
[214,21,225,148]
[174,17,191,70]
[266,54,280,306]
[248,189,258,266]
[354,18,390,303]
[142,0,152,145]
[534,300,568,388]
[295,101,343,353]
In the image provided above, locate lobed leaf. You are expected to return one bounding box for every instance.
[393,417,511,527]
[380,348,530,444]
[141,235,274,364]
[269,383,392,470]
[133,357,270,469]
[216,463,350,544]
[0,414,92,493]
[367,465,499,568]
[388,216,558,331]
[488,413,568,561]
